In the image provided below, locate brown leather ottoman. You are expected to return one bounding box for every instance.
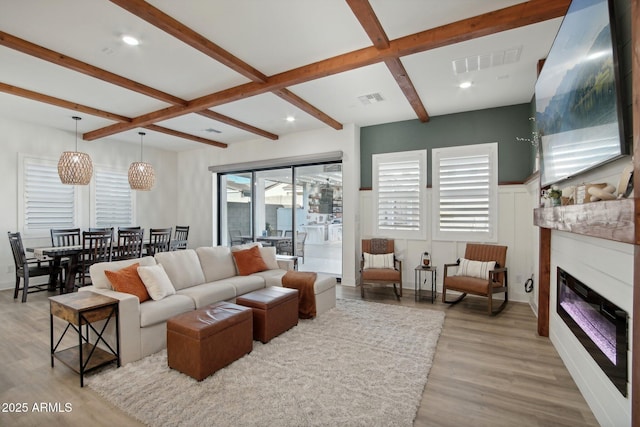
[235,287,299,343]
[166,302,253,381]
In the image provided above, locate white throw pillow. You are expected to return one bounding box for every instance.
[456,258,496,280]
[137,263,176,301]
[90,256,156,290]
[363,252,394,269]
[259,246,279,270]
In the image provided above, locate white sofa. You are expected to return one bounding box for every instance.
[79,245,336,365]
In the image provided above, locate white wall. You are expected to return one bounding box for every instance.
[176,124,361,286]
[534,155,635,426]
[550,231,632,426]
[359,184,536,303]
[0,117,178,290]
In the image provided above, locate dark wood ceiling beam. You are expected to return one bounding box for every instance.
[347,0,429,122]
[196,110,278,140]
[0,81,228,148]
[0,31,186,107]
[384,58,429,122]
[144,124,227,148]
[108,0,268,83]
[0,82,132,122]
[110,0,342,132]
[272,89,343,130]
[345,0,389,49]
[0,30,276,142]
[84,0,570,140]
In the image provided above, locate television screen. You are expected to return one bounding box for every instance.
[535,0,626,187]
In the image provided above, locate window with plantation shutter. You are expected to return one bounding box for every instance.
[432,143,498,242]
[92,168,135,228]
[372,150,426,240]
[21,157,76,234]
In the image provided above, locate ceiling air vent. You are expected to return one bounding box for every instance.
[358,93,384,105]
[452,46,522,74]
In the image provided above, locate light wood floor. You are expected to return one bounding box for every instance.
[0,286,599,427]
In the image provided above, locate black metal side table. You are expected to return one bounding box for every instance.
[414,265,437,303]
[50,291,120,387]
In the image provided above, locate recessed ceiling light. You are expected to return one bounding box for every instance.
[122,35,140,46]
[459,81,472,89]
[286,116,296,122]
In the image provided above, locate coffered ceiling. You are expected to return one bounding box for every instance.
[0,0,569,151]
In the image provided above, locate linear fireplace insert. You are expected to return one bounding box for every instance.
[556,267,628,396]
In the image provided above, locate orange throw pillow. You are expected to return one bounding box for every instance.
[232,245,269,276]
[104,262,150,303]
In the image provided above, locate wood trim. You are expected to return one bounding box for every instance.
[537,227,551,337]
[533,199,636,244]
[83,0,569,141]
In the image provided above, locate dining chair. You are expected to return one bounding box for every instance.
[115,228,145,260]
[229,229,243,246]
[50,227,81,285]
[89,227,114,238]
[8,231,57,302]
[50,228,81,247]
[118,226,142,231]
[79,230,113,287]
[148,227,172,256]
[172,225,189,250]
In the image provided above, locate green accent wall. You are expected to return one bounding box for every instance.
[360,103,534,188]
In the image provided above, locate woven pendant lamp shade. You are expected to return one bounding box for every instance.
[58,116,93,185]
[128,161,155,190]
[128,131,155,191]
[58,151,93,185]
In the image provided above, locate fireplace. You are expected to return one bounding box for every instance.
[556,267,628,396]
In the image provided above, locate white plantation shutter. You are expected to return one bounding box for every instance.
[93,168,134,228]
[432,143,498,242]
[373,150,426,239]
[23,159,76,232]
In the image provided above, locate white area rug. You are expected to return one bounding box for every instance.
[87,299,444,427]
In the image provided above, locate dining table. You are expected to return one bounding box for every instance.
[28,245,84,294]
[29,240,190,294]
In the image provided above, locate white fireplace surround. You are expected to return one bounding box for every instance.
[550,230,632,426]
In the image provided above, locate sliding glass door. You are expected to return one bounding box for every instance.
[220,172,252,246]
[218,162,342,276]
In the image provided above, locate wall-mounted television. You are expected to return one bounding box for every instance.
[535,0,626,187]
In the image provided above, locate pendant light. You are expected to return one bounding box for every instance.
[128,131,155,191]
[58,116,93,185]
